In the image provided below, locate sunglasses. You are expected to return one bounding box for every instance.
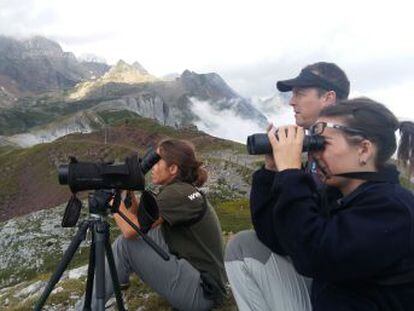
[310,122,366,137]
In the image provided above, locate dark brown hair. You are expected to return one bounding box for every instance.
[158,139,208,187]
[320,97,414,172]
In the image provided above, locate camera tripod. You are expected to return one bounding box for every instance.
[34,190,169,311]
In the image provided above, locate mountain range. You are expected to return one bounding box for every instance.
[0,35,270,147]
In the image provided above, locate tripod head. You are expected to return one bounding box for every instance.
[61,189,119,226]
[62,188,169,261]
[88,189,122,216]
[88,190,113,216]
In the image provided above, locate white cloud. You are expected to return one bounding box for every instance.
[250,95,295,127]
[352,81,414,122]
[0,0,413,121]
[190,98,266,144]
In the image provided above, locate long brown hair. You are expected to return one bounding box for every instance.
[157,139,208,187]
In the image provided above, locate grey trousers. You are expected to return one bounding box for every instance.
[225,230,312,311]
[84,227,214,311]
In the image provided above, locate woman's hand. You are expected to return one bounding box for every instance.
[127,190,139,213]
[268,125,304,171]
[151,217,164,229]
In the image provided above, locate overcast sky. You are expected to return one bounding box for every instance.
[1,0,413,120]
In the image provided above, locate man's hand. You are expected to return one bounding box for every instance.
[268,125,304,171]
[264,123,277,171]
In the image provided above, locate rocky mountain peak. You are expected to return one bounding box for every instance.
[69,60,157,99]
[78,53,106,63]
[21,36,64,58]
[182,69,193,77]
[103,60,155,83]
[0,35,110,99]
[113,59,130,70]
[132,61,149,75]
[180,69,238,100]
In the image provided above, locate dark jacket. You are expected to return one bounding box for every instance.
[250,167,414,311]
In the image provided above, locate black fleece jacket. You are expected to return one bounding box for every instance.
[250,167,414,311]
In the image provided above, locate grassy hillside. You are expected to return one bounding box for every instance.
[0,111,247,222]
[0,95,106,135]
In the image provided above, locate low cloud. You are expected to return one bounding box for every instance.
[190,98,265,144]
[189,97,296,144]
[250,95,295,127]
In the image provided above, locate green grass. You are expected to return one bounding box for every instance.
[400,176,414,191]
[96,110,143,125]
[0,97,104,135]
[215,198,252,233]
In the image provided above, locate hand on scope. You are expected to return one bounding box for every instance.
[268,125,304,171]
[151,216,164,229]
[264,123,277,171]
[124,190,138,208]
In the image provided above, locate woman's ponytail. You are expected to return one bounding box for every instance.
[194,165,208,187]
[398,121,414,174]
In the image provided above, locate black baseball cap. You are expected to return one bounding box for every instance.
[277,67,348,99]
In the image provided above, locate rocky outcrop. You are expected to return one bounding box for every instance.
[69,60,157,99]
[132,61,149,75]
[180,70,239,100]
[74,69,267,128]
[92,95,169,125]
[0,35,110,100]
[2,111,103,147]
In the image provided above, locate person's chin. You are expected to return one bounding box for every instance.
[294,115,305,127]
[324,176,339,188]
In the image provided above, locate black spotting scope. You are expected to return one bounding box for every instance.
[58,149,160,193]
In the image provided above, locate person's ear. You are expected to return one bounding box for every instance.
[169,163,179,176]
[322,90,336,107]
[358,139,375,166]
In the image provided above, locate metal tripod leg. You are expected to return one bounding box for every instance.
[83,229,96,311]
[104,226,126,311]
[94,221,107,311]
[81,220,126,311]
[34,221,90,311]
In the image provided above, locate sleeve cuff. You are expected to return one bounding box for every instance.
[271,169,309,193]
[253,167,277,183]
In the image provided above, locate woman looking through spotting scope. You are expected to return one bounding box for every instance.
[82,139,226,311]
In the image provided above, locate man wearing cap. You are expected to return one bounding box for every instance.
[278,62,350,128]
[225,62,350,311]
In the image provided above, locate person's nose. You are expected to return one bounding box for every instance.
[289,95,296,107]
